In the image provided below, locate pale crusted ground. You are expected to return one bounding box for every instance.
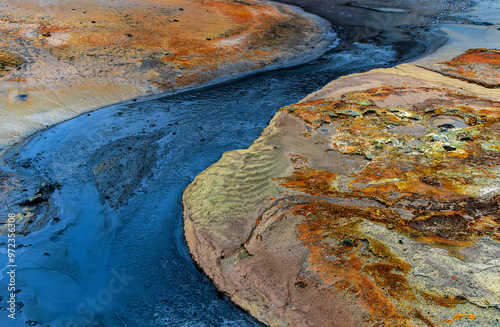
[413,0,500,64]
[0,0,334,149]
[183,52,500,327]
[181,5,500,325]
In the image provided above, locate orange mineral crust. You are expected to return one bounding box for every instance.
[432,48,500,88]
[0,0,334,148]
[184,49,500,327]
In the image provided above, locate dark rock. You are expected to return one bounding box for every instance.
[18,194,48,206]
[341,238,354,247]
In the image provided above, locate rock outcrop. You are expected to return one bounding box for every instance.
[430,48,500,88]
[183,49,500,326]
[0,0,334,148]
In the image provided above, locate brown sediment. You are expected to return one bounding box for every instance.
[418,290,467,308]
[0,50,23,77]
[184,49,500,327]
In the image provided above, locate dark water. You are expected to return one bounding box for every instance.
[279,0,470,56]
[0,1,473,326]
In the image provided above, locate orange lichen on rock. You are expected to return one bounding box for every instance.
[269,81,500,325]
[274,165,338,196]
[444,313,476,324]
[284,200,422,326]
[183,51,500,327]
[434,48,500,88]
[277,85,500,251]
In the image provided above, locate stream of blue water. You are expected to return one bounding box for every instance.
[0,1,477,325]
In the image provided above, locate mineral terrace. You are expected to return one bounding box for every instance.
[183,49,500,327]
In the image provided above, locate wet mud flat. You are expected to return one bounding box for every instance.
[0,0,335,149]
[181,1,500,326]
[0,42,414,326]
[278,0,473,59]
[1,0,499,326]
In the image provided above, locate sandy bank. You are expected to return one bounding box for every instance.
[0,0,335,150]
[183,2,500,326]
[184,50,500,327]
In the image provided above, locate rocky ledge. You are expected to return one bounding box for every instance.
[183,49,500,326]
[0,0,334,148]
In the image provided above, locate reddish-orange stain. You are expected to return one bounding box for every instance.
[269,74,500,326]
[438,48,500,88]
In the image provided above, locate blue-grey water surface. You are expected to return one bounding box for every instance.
[0,1,477,325]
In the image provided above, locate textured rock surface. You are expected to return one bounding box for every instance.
[429,49,500,88]
[0,0,334,148]
[183,50,500,326]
